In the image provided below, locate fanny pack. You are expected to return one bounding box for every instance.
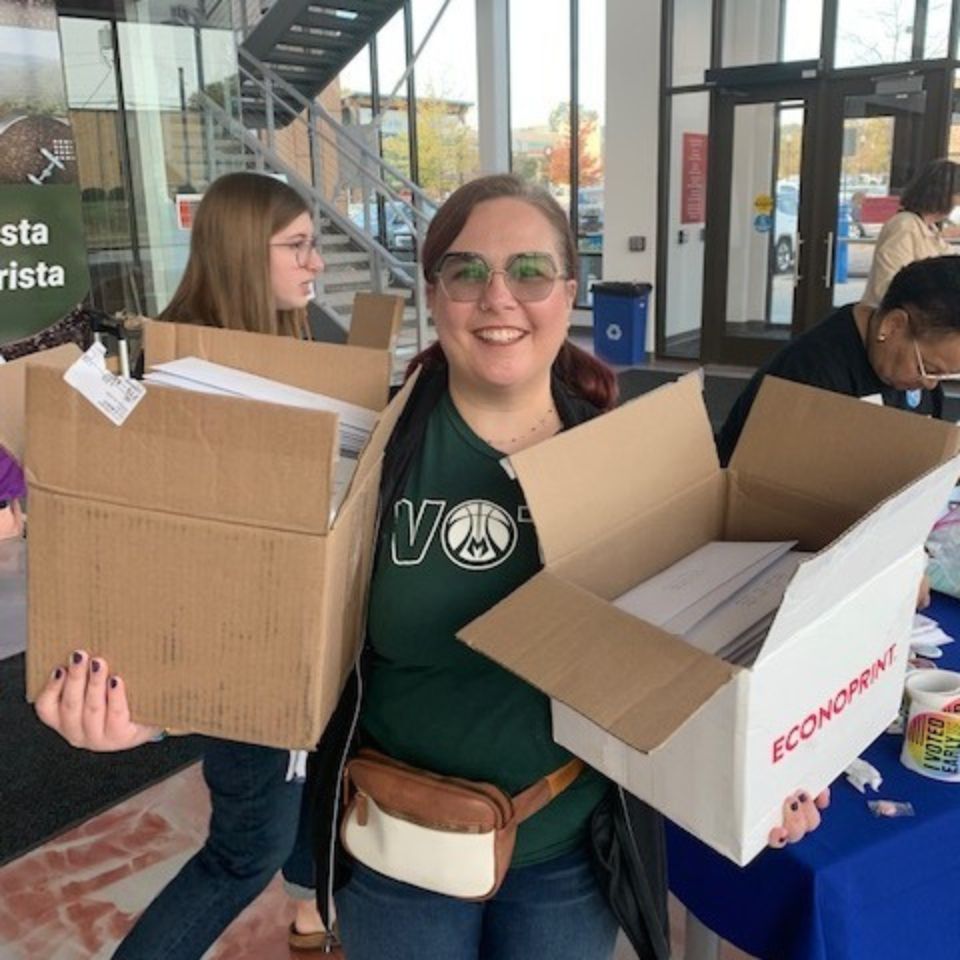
[340,748,583,900]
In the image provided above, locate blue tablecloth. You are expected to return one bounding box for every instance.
[666,593,960,960]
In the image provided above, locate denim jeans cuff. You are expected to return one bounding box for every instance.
[283,879,315,901]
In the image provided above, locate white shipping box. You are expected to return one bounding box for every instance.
[459,376,960,864]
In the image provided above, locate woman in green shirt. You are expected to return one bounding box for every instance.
[329,174,828,960]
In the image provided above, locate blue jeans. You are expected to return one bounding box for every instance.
[335,847,619,960]
[113,740,315,960]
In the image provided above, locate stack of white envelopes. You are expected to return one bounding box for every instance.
[614,541,812,666]
[144,356,377,458]
[144,356,378,521]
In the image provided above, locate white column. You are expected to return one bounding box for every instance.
[603,0,660,345]
[475,0,510,174]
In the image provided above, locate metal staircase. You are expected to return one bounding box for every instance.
[189,44,437,368]
[166,2,449,369]
[240,0,406,126]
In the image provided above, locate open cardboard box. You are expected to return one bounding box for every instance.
[0,343,82,464]
[21,320,412,749]
[460,375,960,864]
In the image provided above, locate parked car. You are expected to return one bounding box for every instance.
[348,199,422,254]
[773,184,798,274]
[578,186,604,234]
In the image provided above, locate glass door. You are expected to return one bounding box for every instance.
[815,71,950,318]
[701,84,816,365]
[699,69,951,366]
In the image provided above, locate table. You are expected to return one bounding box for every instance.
[666,593,960,960]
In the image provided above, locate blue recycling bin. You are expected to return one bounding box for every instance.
[835,201,850,285]
[592,281,652,365]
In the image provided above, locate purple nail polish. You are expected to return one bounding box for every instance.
[90,659,101,673]
[109,677,118,689]
[72,651,83,665]
[790,801,799,812]
[53,667,62,680]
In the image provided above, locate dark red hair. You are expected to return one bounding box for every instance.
[405,341,617,412]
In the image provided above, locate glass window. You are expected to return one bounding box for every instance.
[577,3,607,240]
[663,93,710,359]
[510,0,571,211]
[835,0,916,68]
[722,0,784,67]
[672,0,711,87]
[339,43,372,103]
[376,9,411,181]
[722,0,822,67]
[576,0,605,306]
[411,0,480,202]
[780,0,822,61]
[951,72,960,166]
[925,0,952,59]
[59,17,134,315]
[116,14,240,314]
[724,100,804,340]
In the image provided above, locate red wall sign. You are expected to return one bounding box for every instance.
[681,132,708,225]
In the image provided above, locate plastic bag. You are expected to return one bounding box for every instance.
[926,500,960,598]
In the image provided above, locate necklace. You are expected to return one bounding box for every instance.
[483,406,557,450]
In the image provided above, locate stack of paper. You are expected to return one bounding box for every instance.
[910,613,955,660]
[144,356,377,457]
[614,541,811,667]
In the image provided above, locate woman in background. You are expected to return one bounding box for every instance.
[861,159,960,306]
[718,255,960,465]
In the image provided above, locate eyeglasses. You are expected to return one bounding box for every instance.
[913,337,960,383]
[270,236,321,268]
[434,251,565,303]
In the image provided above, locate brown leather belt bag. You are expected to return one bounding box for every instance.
[340,748,584,900]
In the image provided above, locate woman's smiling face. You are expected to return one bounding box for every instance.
[427,196,577,397]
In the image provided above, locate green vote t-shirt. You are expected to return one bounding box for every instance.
[362,391,609,866]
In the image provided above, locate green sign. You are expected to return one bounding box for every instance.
[0,2,90,343]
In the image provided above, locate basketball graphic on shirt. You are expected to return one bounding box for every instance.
[442,500,517,570]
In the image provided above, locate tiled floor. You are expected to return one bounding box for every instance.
[0,755,753,960]
[0,763,309,960]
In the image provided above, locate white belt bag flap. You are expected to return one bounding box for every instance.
[340,748,583,900]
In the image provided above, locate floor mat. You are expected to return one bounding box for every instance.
[0,653,207,866]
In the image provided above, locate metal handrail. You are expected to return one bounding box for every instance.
[237,47,436,224]
[234,59,431,238]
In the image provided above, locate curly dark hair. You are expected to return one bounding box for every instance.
[881,255,960,336]
[899,159,960,218]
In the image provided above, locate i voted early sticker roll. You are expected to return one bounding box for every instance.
[900,670,960,782]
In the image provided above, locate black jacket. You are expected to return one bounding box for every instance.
[309,365,670,959]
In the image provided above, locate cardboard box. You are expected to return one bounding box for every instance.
[24,320,410,749]
[459,375,960,864]
[0,343,82,463]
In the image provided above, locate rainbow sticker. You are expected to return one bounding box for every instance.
[903,711,960,781]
